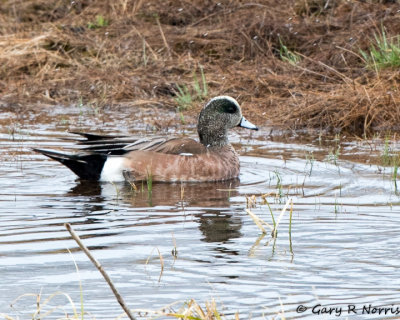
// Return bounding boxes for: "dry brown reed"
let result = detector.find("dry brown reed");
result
[1,0,399,135]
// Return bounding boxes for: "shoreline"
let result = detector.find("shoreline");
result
[1,0,399,135]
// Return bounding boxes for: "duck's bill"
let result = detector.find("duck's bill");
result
[238,116,258,130]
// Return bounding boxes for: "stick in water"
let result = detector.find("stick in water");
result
[64,223,136,320]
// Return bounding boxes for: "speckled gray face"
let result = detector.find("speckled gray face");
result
[197,96,257,147]
[203,96,242,128]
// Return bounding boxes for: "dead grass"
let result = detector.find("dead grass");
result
[0,0,399,135]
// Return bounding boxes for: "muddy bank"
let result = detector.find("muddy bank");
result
[0,0,399,135]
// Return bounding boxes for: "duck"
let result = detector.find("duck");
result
[33,96,258,182]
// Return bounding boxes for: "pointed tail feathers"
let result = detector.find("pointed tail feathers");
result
[68,131,126,141]
[33,148,107,180]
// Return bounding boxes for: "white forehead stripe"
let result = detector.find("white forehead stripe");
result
[205,96,240,109]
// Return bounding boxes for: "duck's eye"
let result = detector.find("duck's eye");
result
[223,103,238,114]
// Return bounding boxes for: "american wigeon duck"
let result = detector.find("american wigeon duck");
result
[34,96,258,182]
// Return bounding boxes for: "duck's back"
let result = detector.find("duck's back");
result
[150,138,207,155]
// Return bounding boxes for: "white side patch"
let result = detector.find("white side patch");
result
[100,157,126,182]
[179,153,193,156]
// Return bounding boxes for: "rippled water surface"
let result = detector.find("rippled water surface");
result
[1,106,400,319]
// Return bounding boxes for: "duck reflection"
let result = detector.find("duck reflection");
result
[69,179,239,207]
[198,209,242,243]
[67,179,243,245]
[122,179,239,208]
[68,180,103,198]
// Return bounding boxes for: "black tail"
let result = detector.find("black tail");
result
[68,131,126,141]
[33,148,107,180]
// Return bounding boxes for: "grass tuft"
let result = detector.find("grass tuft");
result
[168,299,228,320]
[392,155,399,194]
[360,29,400,70]
[279,38,301,65]
[88,15,109,29]
[146,171,153,194]
[175,66,208,111]
[273,170,285,201]
[381,134,392,166]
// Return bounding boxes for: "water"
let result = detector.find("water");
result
[1,106,400,319]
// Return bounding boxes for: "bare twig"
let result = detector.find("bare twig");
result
[64,223,136,320]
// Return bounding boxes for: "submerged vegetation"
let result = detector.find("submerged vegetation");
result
[7,293,234,320]
[379,136,400,193]
[0,0,399,135]
[246,196,293,240]
[3,223,240,320]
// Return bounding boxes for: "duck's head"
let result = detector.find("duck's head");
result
[197,96,258,147]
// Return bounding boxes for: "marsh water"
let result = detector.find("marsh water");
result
[1,105,400,319]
